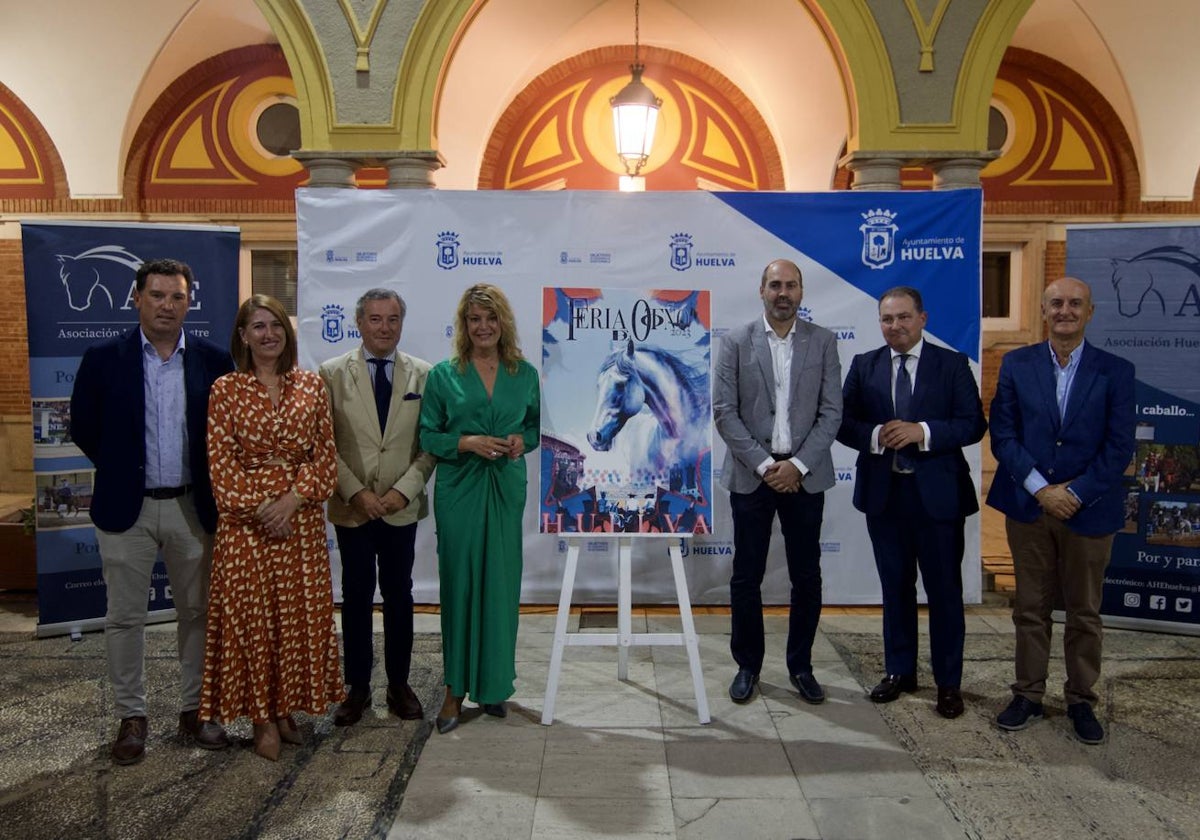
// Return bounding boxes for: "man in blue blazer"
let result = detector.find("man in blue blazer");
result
[987,276,1135,745]
[71,258,234,764]
[838,287,986,719]
[714,258,842,705]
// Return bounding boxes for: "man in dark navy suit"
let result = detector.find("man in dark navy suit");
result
[987,276,1135,745]
[838,286,986,719]
[71,258,234,764]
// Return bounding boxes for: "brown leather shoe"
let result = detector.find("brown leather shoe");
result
[253,721,280,761]
[936,686,965,719]
[386,684,423,720]
[111,716,147,765]
[332,689,371,726]
[178,710,231,750]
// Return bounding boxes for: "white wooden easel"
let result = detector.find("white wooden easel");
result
[541,535,711,725]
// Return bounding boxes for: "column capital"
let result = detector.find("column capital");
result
[840,152,906,191]
[290,153,358,188]
[927,153,999,189]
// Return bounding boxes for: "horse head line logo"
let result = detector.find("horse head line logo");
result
[57,245,142,312]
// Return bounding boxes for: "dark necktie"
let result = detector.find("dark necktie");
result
[368,357,391,435]
[894,353,914,470]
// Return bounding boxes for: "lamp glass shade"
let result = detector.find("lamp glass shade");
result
[610,67,661,175]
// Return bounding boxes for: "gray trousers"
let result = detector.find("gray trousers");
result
[96,494,211,719]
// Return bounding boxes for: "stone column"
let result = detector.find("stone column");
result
[291,153,358,188]
[841,152,905,190]
[929,154,997,189]
[380,151,445,189]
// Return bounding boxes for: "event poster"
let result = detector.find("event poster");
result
[22,222,240,637]
[540,287,712,535]
[1066,223,1200,633]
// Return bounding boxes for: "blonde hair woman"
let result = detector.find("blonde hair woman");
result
[419,284,540,733]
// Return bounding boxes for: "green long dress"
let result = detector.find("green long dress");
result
[419,357,540,703]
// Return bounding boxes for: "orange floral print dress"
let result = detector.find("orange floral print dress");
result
[200,369,344,724]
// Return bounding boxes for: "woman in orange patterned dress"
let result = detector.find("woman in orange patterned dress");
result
[200,294,344,760]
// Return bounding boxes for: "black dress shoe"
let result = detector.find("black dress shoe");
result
[333,689,371,727]
[869,674,919,703]
[482,702,507,718]
[935,686,964,719]
[789,672,825,704]
[729,668,759,704]
[178,709,231,749]
[435,715,459,734]
[386,684,424,720]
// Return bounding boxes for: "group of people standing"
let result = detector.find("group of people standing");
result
[71,254,1133,767]
[71,259,536,763]
[717,260,1133,747]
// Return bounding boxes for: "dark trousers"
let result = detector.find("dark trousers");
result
[865,473,966,688]
[334,520,418,692]
[729,482,825,676]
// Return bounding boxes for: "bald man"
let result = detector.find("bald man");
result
[987,277,1135,745]
[713,258,842,706]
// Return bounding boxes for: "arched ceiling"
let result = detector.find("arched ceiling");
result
[0,0,1195,200]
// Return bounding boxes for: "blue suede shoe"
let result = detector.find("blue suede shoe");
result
[1067,702,1104,744]
[996,695,1043,731]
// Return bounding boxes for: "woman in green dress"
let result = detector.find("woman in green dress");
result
[419,283,540,733]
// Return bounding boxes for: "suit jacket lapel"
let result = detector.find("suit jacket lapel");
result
[385,353,408,441]
[1033,342,1061,429]
[351,351,383,441]
[750,327,776,412]
[123,330,147,432]
[788,322,812,397]
[1061,341,1097,430]
[909,344,937,415]
[868,347,894,419]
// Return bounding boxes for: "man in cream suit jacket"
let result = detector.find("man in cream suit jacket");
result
[320,289,436,726]
[713,258,843,706]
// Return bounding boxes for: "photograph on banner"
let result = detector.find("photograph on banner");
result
[32,398,80,458]
[34,471,92,530]
[1066,223,1200,630]
[539,287,712,535]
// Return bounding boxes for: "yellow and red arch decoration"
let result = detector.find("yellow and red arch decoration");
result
[480,46,783,192]
[853,48,1138,210]
[0,82,63,202]
[126,45,307,208]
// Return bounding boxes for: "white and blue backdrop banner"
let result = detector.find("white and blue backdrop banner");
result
[297,189,983,606]
[22,221,240,637]
[1066,223,1200,634]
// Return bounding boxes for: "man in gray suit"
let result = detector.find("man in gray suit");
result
[714,258,843,704]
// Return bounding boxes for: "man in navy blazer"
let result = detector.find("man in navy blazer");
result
[838,287,986,719]
[987,276,1135,745]
[71,258,234,764]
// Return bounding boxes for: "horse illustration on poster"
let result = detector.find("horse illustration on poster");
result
[587,339,709,489]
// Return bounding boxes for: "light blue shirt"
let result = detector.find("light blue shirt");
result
[141,329,190,489]
[1023,340,1085,498]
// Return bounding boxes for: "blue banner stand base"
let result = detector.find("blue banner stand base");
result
[541,536,710,725]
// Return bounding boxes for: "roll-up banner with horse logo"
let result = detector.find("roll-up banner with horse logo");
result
[1067,223,1200,634]
[540,288,712,535]
[21,221,240,637]
[297,189,983,607]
